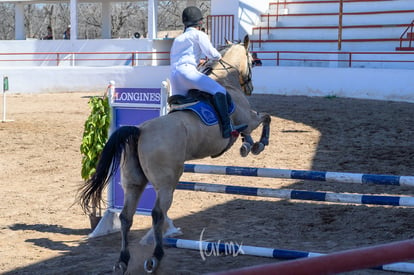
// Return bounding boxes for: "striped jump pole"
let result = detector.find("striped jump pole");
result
[184,164,414,187]
[165,238,414,274]
[177,181,414,207]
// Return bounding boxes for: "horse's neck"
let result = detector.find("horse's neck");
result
[211,65,240,91]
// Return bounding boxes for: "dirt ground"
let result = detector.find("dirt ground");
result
[1,91,414,275]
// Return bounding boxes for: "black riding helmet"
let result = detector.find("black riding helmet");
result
[182,6,203,28]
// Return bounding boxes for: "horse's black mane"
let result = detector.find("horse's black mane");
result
[217,44,232,55]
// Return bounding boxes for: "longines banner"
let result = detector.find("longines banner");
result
[112,87,161,105]
[110,87,161,214]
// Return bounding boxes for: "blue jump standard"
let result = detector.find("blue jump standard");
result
[184,164,414,187]
[176,181,414,207]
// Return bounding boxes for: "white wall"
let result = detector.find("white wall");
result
[2,65,414,104]
[0,38,173,66]
[1,66,170,93]
[252,66,414,103]
[211,0,271,40]
[238,0,271,38]
[1,0,413,103]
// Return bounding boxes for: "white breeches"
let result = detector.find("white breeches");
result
[170,64,226,96]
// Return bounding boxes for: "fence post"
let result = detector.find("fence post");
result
[276,52,280,66]
[338,0,343,50]
[2,75,12,122]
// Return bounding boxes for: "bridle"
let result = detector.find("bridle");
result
[209,45,254,96]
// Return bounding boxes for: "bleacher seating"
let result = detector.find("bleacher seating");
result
[249,0,414,68]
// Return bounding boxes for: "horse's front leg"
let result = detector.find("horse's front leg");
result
[251,113,271,155]
[239,112,271,157]
[240,133,254,157]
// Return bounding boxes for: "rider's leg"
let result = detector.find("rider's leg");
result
[212,92,247,138]
[172,65,246,138]
[212,92,232,138]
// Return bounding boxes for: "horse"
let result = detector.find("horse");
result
[77,35,271,273]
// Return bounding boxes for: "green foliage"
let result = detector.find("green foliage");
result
[80,96,111,180]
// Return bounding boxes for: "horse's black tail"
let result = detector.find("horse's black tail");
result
[78,126,140,214]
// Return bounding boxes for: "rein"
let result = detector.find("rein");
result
[220,58,253,96]
[207,47,253,96]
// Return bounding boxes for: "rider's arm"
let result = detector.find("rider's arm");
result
[198,31,222,61]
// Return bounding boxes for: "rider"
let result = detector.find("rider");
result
[170,6,243,139]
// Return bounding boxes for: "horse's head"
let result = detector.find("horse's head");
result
[205,35,254,96]
[221,35,254,96]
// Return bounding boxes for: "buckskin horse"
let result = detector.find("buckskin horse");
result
[78,35,271,273]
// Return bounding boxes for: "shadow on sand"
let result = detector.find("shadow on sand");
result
[6,95,414,274]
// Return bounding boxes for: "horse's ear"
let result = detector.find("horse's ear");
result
[225,38,233,45]
[243,35,250,50]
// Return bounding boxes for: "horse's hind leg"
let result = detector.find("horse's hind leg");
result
[115,184,145,273]
[144,186,174,273]
[239,112,271,157]
[114,150,147,273]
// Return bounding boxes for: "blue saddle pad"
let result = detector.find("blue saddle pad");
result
[173,101,235,126]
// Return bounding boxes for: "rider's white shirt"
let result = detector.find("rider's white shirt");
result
[170,27,222,68]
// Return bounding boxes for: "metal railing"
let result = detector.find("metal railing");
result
[1,50,414,69]
[0,51,171,67]
[206,14,234,47]
[252,50,414,69]
[260,0,414,51]
[399,20,414,49]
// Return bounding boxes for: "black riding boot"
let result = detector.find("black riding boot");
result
[213,92,247,138]
[212,93,232,138]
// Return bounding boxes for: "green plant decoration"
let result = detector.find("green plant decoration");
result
[80,96,111,181]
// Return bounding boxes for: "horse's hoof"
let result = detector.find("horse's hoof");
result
[144,257,159,273]
[252,142,265,155]
[240,142,251,157]
[113,261,127,274]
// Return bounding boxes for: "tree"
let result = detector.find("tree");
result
[0,0,211,40]
[0,3,14,40]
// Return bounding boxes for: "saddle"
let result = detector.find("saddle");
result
[168,90,235,126]
[168,89,231,109]
[168,89,240,158]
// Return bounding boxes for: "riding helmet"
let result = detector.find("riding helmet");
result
[182,6,203,27]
